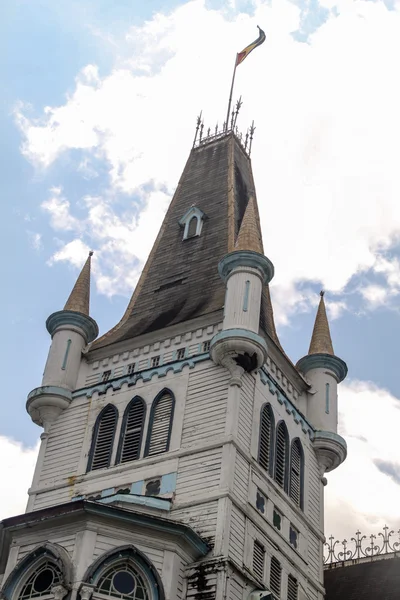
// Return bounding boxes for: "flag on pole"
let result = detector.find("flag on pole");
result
[236,26,266,67]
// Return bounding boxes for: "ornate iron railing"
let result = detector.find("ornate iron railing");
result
[192,97,256,157]
[324,526,400,564]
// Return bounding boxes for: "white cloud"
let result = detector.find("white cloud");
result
[325,380,400,543]
[0,437,38,520]
[27,231,43,251]
[14,0,400,323]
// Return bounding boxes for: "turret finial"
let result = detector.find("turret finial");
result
[63,252,93,316]
[308,290,334,355]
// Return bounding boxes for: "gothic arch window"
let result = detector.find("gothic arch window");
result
[116,397,146,464]
[274,421,289,492]
[144,390,175,457]
[289,439,304,509]
[258,403,275,476]
[178,207,205,240]
[2,544,71,600]
[87,404,118,472]
[82,546,165,600]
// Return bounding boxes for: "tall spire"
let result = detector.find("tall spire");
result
[64,251,93,316]
[235,196,263,253]
[308,291,334,356]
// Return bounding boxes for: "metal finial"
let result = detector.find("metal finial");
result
[215,123,218,135]
[249,120,256,156]
[89,251,94,257]
[193,111,202,147]
[320,290,325,297]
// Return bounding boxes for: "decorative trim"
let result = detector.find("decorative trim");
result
[210,328,268,371]
[61,339,72,371]
[274,420,290,493]
[258,403,275,477]
[289,438,305,510]
[144,388,175,457]
[325,382,330,414]
[218,250,274,284]
[115,396,146,465]
[296,353,348,383]
[178,206,205,240]
[259,368,314,439]
[46,310,99,343]
[73,354,209,399]
[27,386,72,402]
[313,430,347,472]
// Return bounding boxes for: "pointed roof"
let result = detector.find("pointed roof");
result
[64,252,93,316]
[308,291,334,355]
[91,133,281,350]
[235,196,264,253]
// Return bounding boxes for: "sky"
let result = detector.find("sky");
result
[2,0,400,551]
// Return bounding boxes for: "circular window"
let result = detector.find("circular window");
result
[33,569,54,594]
[112,572,136,595]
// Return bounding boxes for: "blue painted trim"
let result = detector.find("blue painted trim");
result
[27,385,72,402]
[73,354,209,399]
[218,250,274,284]
[87,404,118,472]
[115,396,146,465]
[259,367,314,439]
[130,481,144,495]
[98,493,171,511]
[289,438,305,510]
[314,430,347,449]
[296,353,348,383]
[210,328,268,352]
[325,383,330,414]
[243,280,250,312]
[61,339,72,370]
[144,388,175,457]
[258,403,275,477]
[101,488,115,498]
[160,472,177,494]
[46,310,99,343]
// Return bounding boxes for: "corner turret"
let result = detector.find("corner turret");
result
[27,252,98,430]
[297,291,347,472]
[210,197,274,383]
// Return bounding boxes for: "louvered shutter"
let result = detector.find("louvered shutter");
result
[290,440,303,507]
[120,398,145,463]
[270,556,282,598]
[275,422,288,489]
[146,392,174,456]
[259,404,274,473]
[253,540,265,580]
[287,575,298,600]
[90,405,117,471]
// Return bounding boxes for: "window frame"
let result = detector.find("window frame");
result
[274,420,290,492]
[258,403,275,477]
[144,389,175,458]
[87,404,118,472]
[289,438,304,509]
[115,396,146,465]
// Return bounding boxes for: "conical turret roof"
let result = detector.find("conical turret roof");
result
[235,196,264,254]
[308,291,334,355]
[64,252,93,316]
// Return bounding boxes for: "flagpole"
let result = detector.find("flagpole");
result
[225,55,238,132]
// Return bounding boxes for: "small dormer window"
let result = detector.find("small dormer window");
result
[179,206,205,240]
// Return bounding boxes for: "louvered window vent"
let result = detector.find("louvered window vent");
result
[102,370,111,382]
[270,556,282,598]
[89,405,117,471]
[289,440,303,508]
[176,348,186,360]
[275,422,288,489]
[118,398,145,464]
[145,392,174,457]
[287,575,298,600]
[259,403,274,474]
[253,540,265,581]
[151,355,160,368]
[127,363,135,375]
[202,340,210,352]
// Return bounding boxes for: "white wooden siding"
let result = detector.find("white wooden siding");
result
[228,504,245,567]
[172,501,219,545]
[175,448,222,501]
[229,577,244,600]
[237,373,255,451]
[233,452,250,505]
[307,534,321,580]
[307,449,321,529]
[181,365,229,447]
[16,529,78,561]
[93,532,164,575]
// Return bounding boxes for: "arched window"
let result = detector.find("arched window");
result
[83,546,165,600]
[116,397,146,464]
[19,562,62,600]
[258,403,275,476]
[269,556,282,598]
[187,216,198,238]
[289,439,304,509]
[274,421,289,491]
[144,390,175,457]
[87,404,118,471]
